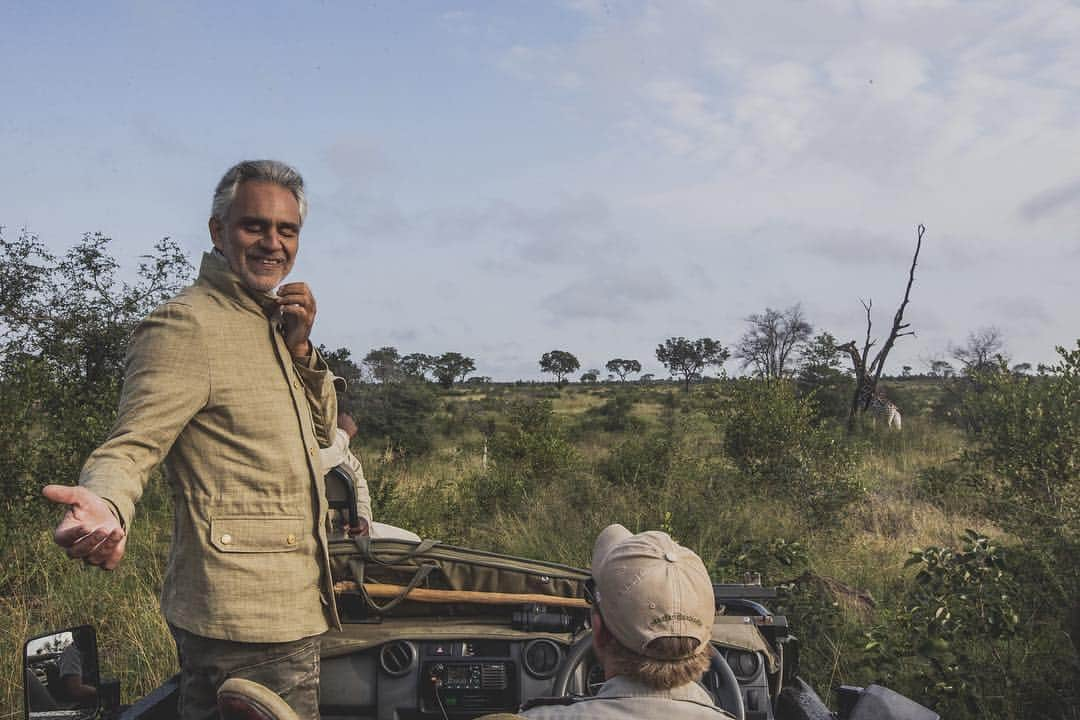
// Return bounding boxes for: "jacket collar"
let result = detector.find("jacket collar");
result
[196,250,279,316]
[597,675,717,706]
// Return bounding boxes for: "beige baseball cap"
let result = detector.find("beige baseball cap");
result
[590,524,715,658]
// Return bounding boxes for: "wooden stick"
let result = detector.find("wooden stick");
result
[334,581,589,609]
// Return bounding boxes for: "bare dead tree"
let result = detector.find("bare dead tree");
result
[839,224,925,432]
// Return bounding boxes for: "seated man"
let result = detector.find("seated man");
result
[319,412,419,541]
[54,636,97,708]
[520,524,732,719]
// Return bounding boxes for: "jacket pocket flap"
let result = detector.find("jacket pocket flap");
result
[210,515,304,553]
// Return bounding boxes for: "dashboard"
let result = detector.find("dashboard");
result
[319,634,776,720]
[321,636,574,720]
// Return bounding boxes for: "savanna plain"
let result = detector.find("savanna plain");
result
[1,232,1078,719]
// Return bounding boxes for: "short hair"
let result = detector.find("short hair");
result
[211,160,308,225]
[601,634,712,689]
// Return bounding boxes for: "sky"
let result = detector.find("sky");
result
[2,1,1078,381]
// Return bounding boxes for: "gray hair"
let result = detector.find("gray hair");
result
[211,160,308,225]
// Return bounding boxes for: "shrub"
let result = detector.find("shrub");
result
[581,390,643,433]
[865,531,1021,717]
[723,379,863,522]
[461,399,580,515]
[714,536,809,582]
[724,380,814,479]
[598,430,673,489]
[957,344,1080,543]
[0,231,191,537]
[351,381,440,456]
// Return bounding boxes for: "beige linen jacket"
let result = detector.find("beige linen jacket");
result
[79,251,339,642]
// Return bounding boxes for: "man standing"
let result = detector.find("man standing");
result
[519,524,733,720]
[43,160,338,719]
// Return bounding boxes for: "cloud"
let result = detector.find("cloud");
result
[319,139,410,242]
[428,194,636,267]
[982,295,1052,325]
[541,264,674,322]
[1018,176,1080,221]
[793,225,915,267]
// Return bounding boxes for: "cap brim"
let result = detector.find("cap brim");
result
[591,524,633,570]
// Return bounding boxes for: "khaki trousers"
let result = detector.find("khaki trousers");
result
[170,624,321,720]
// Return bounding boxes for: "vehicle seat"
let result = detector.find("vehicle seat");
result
[217,678,298,720]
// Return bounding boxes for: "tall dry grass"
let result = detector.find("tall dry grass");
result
[1,499,177,714]
[1,380,1028,716]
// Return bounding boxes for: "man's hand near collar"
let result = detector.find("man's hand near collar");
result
[276,281,317,360]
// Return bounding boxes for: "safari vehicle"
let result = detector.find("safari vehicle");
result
[24,475,939,720]
[24,543,938,720]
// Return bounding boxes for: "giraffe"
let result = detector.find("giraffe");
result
[838,340,903,431]
[864,386,902,430]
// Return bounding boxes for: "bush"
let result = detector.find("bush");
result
[723,379,863,522]
[714,536,809,582]
[957,345,1080,543]
[914,462,988,514]
[724,380,814,479]
[488,399,576,479]
[351,381,440,456]
[580,390,643,433]
[459,399,580,515]
[898,341,1080,718]
[0,231,191,538]
[597,429,673,489]
[797,368,854,422]
[865,531,1022,717]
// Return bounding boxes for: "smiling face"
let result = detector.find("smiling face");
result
[209,180,301,293]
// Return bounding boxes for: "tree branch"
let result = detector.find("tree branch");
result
[870,224,925,388]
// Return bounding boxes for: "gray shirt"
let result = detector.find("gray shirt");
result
[520,675,734,720]
[58,644,82,680]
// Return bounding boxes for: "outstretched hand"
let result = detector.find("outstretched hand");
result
[42,485,127,570]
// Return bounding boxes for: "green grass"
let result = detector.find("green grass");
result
[1,378,1067,717]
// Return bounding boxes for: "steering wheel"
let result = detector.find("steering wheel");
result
[552,631,746,720]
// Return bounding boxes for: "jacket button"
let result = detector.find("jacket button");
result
[308,447,315,456]
[286,534,297,545]
[220,533,233,545]
[293,380,302,389]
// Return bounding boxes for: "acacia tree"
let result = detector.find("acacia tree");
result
[952,327,1007,372]
[605,358,642,382]
[540,350,579,385]
[363,346,402,383]
[655,337,729,392]
[432,352,476,388]
[319,345,364,388]
[838,224,926,432]
[401,352,435,381]
[927,358,954,378]
[735,304,813,379]
[581,369,600,383]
